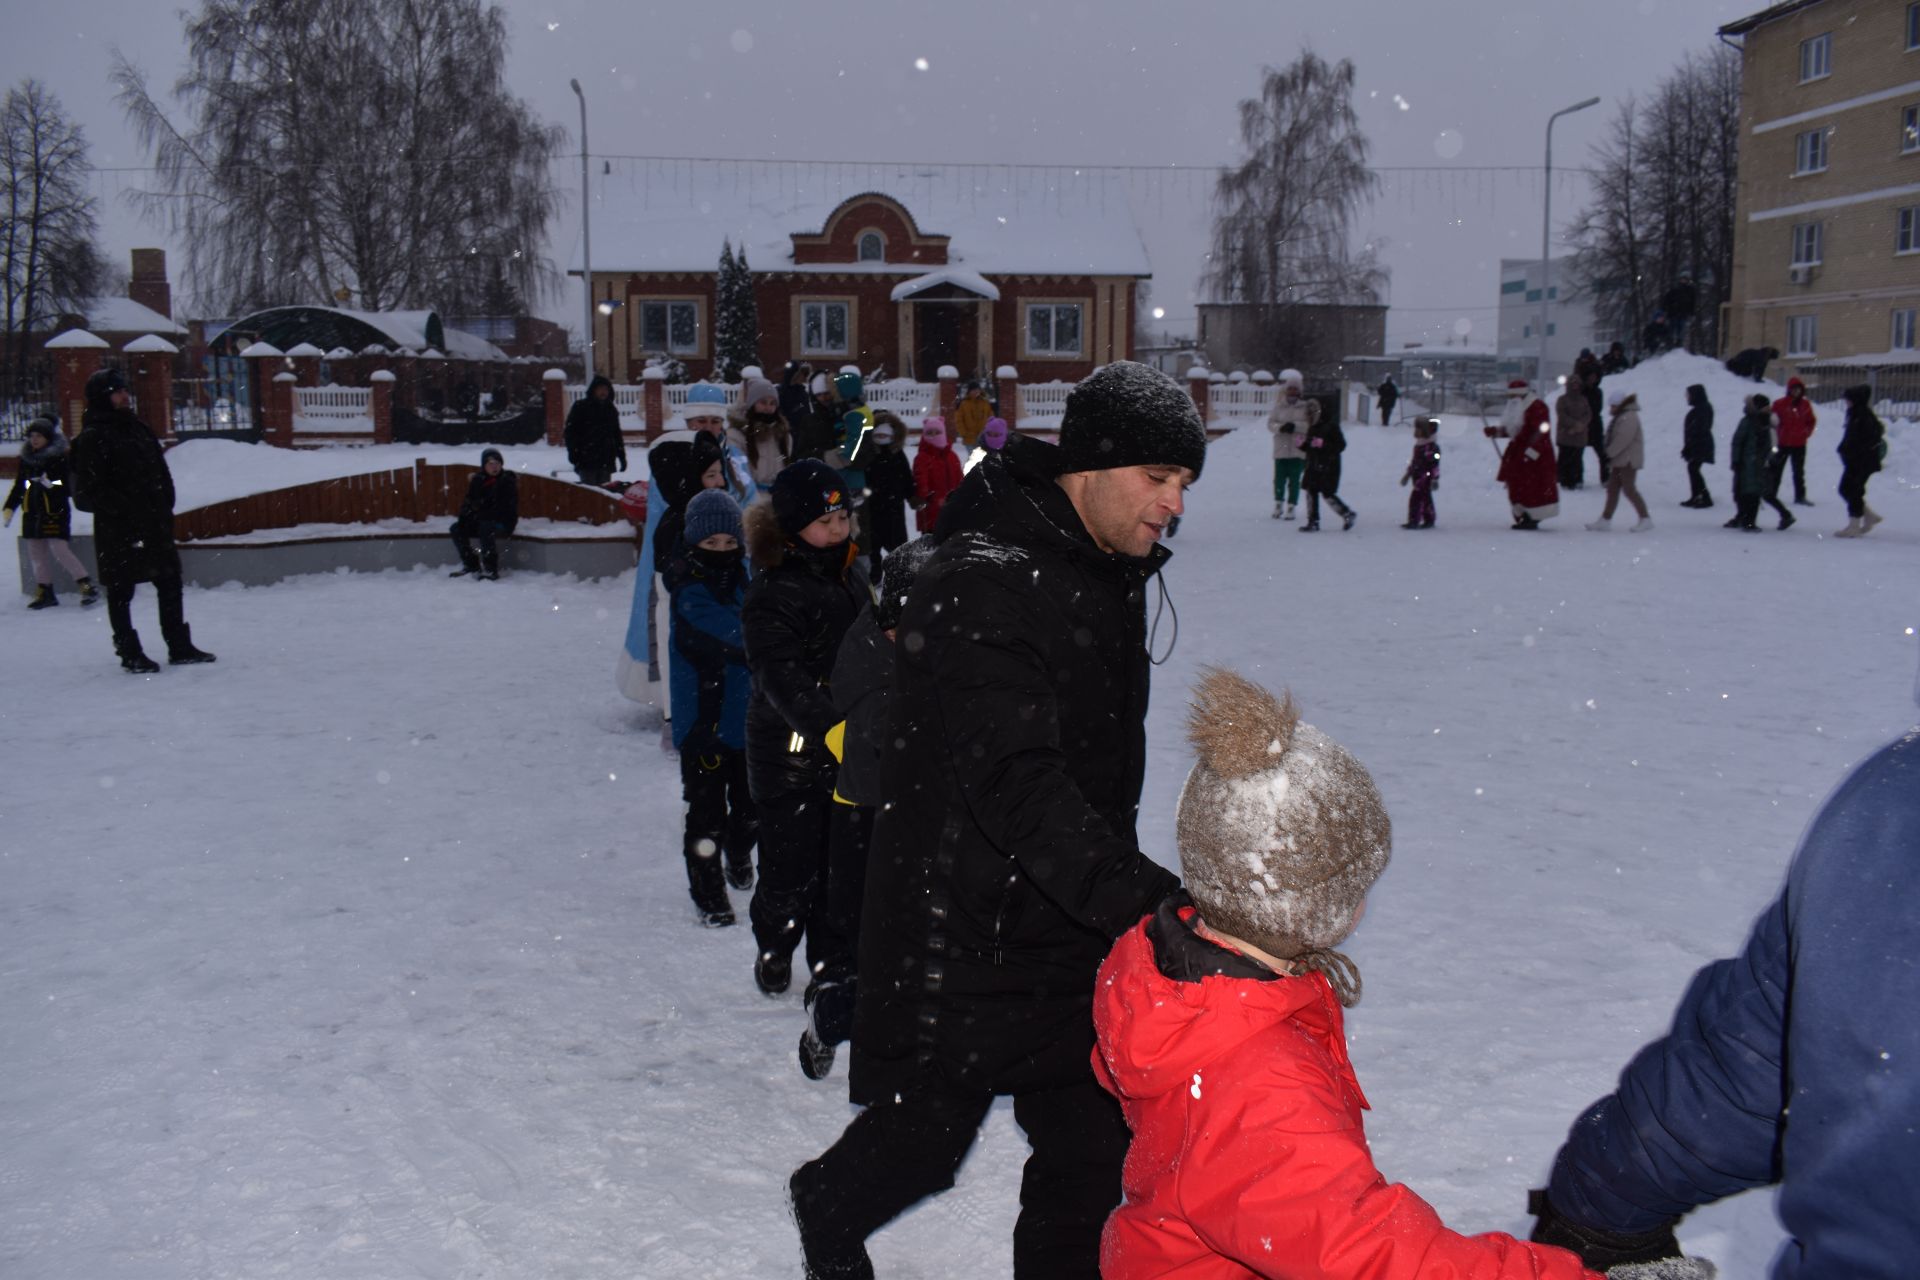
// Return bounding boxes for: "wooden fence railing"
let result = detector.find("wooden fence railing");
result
[173,459,628,542]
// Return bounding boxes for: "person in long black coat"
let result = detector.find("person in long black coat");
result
[69,368,214,671]
[1300,406,1354,530]
[1834,384,1886,537]
[741,459,871,997]
[448,448,519,579]
[859,413,915,574]
[562,375,626,485]
[1680,383,1715,508]
[791,362,1202,1280]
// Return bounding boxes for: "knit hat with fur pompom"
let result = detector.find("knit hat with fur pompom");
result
[1175,667,1391,1006]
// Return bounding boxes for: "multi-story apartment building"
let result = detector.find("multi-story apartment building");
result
[1720,0,1920,372]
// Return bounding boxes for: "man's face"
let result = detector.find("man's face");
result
[1064,464,1192,558]
[110,388,131,410]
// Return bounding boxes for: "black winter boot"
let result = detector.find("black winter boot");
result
[117,636,161,674]
[790,1171,876,1280]
[686,851,735,927]
[26,585,56,610]
[755,949,792,996]
[167,626,218,666]
[76,576,100,606]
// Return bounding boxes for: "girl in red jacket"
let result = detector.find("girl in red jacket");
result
[911,415,962,534]
[1092,668,1622,1280]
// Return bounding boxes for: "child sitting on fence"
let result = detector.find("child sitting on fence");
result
[449,448,518,579]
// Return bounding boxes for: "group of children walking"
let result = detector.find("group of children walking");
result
[1261,370,1890,538]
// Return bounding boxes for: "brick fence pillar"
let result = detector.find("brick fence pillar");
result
[995,364,1020,429]
[268,371,297,447]
[1187,366,1213,427]
[286,342,324,387]
[937,364,959,424]
[642,366,667,443]
[46,329,109,431]
[125,335,180,442]
[370,369,396,445]
[543,368,567,446]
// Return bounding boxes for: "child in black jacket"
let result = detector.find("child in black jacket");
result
[1680,384,1715,508]
[798,535,938,1080]
[450,448,518,578]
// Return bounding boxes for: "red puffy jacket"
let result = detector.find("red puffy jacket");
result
[1772,379,1818,448]
[911,440,962,533]
[1092,908,1602,1280]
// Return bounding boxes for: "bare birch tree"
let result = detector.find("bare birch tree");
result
[113,0,566,317]
[1203,52,1385,372]
[1,80,101,398]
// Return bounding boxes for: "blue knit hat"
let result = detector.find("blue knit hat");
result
[683,488,744,546]
[684,382,729,419]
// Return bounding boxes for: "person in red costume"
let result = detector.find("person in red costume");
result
[1094,668,1712,1280]
[910,415,963,534]
[1769,376,1817,507]
[1488,379,1559,530]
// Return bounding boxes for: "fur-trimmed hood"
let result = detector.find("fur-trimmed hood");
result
[744,499,788,571]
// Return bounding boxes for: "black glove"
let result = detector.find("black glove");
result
[1528,1189,1682,1270]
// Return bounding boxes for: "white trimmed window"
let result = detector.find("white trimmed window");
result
[1795,128,1830,174]
[1905,105,1920,154]
[639,300,700,355]
[1786,314,1818,357]
[1893,308,1917,350]
[857,231,885,262]
[1799,33,1832,83]
[1791,222,1823,265]
[1025,303,1084,356]
[1901,206,1920,254]
[799,301,851,355]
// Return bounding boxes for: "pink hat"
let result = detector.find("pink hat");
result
[982,417,1009,449]
[920,416,948,448]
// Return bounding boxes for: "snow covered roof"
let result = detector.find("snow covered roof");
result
[83,296,185,336]
[576,162,1150,278]
[222,306,509,361]
[891,268,1001,302]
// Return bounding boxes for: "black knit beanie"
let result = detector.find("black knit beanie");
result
[771,458,850,538]
[1057,361,1207,480]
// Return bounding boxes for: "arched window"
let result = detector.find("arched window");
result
[858,231,885,262]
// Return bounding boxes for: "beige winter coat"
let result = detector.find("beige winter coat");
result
[1267,395,1318,461]
[1605,400,1645,470]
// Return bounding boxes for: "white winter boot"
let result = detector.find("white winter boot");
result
[1863,505,1884,531]
[1835,517,1864,538]
[1585,517,1612,531]
[1272,501,1285,519]
[1630,516,1654,532]
[1283,502,1297,521]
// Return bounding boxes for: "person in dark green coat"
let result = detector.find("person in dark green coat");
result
[1726,393,1791,532]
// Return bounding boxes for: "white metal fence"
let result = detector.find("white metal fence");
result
[865,379,939,421]
[292,385,374,434]
[564,383,646,428]
[1015,380,1075,426]
[1209,383,1279,419]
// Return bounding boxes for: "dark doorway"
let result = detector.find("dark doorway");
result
[913,303,963,381]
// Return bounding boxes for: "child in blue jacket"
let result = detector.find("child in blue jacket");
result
[668,488,758,926]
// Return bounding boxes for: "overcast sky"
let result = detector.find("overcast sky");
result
[4,0,1759,352]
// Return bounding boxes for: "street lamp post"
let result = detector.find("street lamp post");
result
[570,78,594,378]
[1541,96,1600,391]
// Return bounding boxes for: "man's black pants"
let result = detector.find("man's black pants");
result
[106,568,188,654]
[791,1074,1131,1279]
[749,785,833,971]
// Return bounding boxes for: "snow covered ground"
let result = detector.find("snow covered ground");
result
[5,352,1917,1279]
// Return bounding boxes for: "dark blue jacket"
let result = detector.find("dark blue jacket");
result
[668,551,750,752]
[1546,727,1920,1278]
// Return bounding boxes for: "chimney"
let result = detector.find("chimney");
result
[129,248,172,322]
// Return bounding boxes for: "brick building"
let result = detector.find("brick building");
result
[574,171,1149,383]
[1719,0,1920,369]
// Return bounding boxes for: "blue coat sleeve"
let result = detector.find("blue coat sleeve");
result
[674,582,746,666]
[1548,732,1920,1276]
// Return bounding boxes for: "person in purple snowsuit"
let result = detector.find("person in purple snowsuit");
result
[1399,417,1441,529]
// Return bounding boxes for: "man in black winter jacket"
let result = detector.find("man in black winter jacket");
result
[563,375,626,485]
[69,367,215,672]
[791,361,1203,1280]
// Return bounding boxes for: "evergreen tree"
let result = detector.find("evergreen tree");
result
[713,239,759,382]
